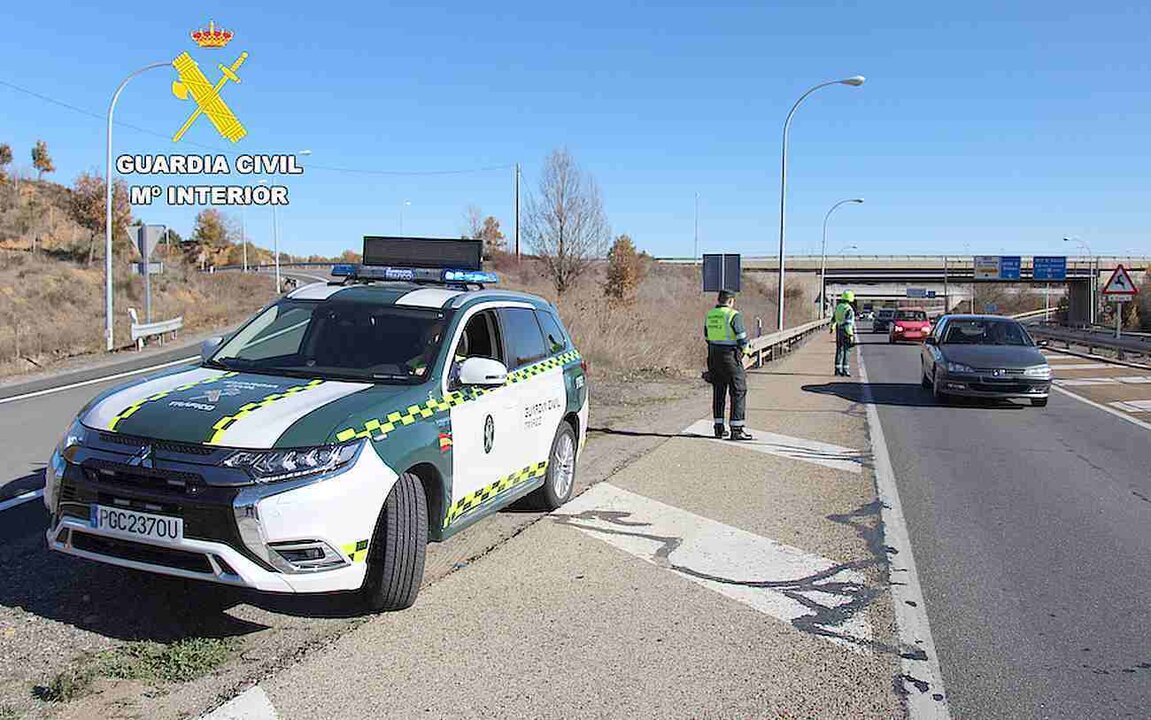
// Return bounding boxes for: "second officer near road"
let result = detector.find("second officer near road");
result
[705,290,753,441]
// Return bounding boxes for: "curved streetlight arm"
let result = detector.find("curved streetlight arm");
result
[819,198,864,318]
[776,77,865,330]
[105,61,170,351]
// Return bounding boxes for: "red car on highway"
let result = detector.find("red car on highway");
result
[890,309,932,343]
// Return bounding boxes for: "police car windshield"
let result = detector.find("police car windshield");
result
[206,299,446,383]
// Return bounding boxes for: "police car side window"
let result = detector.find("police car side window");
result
[536,311,569,355]
[457,311,503,363]
[500,308,548,369]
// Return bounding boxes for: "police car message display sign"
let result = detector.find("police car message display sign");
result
[363,236,483,271]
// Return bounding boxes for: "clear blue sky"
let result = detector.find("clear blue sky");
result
[2,1,1149,259]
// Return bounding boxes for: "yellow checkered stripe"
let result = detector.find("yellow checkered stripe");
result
[334,351,582,444]
[443,461,549,529]
[340,539,370,563]
[207,379,325,445]
[505,350,581,384]
[107,372,239,431]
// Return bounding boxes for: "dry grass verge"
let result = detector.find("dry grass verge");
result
[0,250,276,379]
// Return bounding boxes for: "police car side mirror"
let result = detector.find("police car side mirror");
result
[458,357,508,387]
[201,336,223,363]
[923,336,937,346]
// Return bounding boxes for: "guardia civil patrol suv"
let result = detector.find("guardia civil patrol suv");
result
[45,237,588,611]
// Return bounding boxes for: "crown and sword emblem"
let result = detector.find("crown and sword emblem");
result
[170,20,248,143]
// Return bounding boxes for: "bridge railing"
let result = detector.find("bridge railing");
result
[743,318,830,370]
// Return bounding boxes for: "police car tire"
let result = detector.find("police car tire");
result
[525,421,577,511]
[361,471,427,612]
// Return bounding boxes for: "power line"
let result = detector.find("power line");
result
[0,77,514,176]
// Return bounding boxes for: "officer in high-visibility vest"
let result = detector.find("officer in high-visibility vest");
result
[832,290,857,376]
[705,289,753,441]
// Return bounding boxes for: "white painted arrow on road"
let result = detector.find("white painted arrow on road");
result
[554,483,873,650]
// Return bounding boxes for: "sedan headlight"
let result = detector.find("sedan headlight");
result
[1024,365,1052,379]
[222,440,362,483]
[946,361,975,374]
[46,418,85,511]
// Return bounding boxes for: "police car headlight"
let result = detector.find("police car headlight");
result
[946,361,975,374]
[1024,365,1052,379]
[222,440,363,483]
[46,418,85,511]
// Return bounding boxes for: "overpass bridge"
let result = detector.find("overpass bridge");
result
[663,255,1150,321]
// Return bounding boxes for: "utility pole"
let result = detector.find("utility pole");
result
[514,163,521,261]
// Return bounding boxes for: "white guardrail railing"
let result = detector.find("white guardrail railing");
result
[743,318,831,369]
[128,309,183,350]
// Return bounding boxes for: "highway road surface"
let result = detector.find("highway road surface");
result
[853,330,1151,718]
[2,315,1149,719]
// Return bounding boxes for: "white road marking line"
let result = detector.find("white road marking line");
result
[1054,375,1151,387]
[1050,363,1114,370]
[0,488,44,513]
[682,419,863,474]
[1052,387,1151,432]
[200,685,279,720]
[0,356,198,407]
[554,483,872,648]
[1110,400,1151,413]
[857,352,952,719]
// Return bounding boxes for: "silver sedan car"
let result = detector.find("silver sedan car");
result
[920,315,1052,407]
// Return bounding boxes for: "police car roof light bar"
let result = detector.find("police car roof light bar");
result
[329,264,499,288]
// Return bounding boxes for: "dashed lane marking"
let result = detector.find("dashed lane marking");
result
[682,419,864,474]
[0,489,43,513]
[200,685,278,720]
[1052,387,1151,432]
[0,356,198,406]
[1049,363,1114,371]
[857,351,952,718]
[1055,376,1151,386]
[554,483,873,649]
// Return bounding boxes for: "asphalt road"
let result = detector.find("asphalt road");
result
[854,330,1151,718]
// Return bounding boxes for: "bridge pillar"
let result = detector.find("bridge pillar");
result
[1066,279,1091,325]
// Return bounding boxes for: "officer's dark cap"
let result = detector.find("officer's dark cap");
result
[717,289,737,303]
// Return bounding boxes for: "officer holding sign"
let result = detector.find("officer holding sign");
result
[705,290,753,441]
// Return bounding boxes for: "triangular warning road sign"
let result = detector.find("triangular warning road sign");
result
[1102,264,1138,296]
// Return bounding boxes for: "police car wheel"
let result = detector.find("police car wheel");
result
[526,421,577,511]
[361,471,427,612]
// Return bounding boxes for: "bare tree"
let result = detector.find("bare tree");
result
[526,148,610,294]
[462,204,483,239]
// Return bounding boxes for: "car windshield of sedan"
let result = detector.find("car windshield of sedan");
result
[207,299,447,383]
[897,310,928,321]
[941,319,1031,346]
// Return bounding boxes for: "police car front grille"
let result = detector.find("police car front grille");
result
[83,460,202,494]
[98,433,215,456]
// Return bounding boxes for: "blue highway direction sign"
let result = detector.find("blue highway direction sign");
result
[1033,256,1068,281]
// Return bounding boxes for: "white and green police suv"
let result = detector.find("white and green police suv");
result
[44,238,588,611]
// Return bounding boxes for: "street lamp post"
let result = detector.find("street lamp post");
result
[104,61,169,351]
[819,198,863,318]
[693,192,700,263]
[775,75,865,331]
[1064,237,1094,324]
[259,149,310,294]
[400,200,411,234]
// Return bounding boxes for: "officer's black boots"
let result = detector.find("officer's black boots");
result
[729,427,753,441]
[713,423,726,439]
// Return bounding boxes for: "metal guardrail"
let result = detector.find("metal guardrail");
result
[129,315,183,350]
[1028,324,1151,364]
[743,318,831,369]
